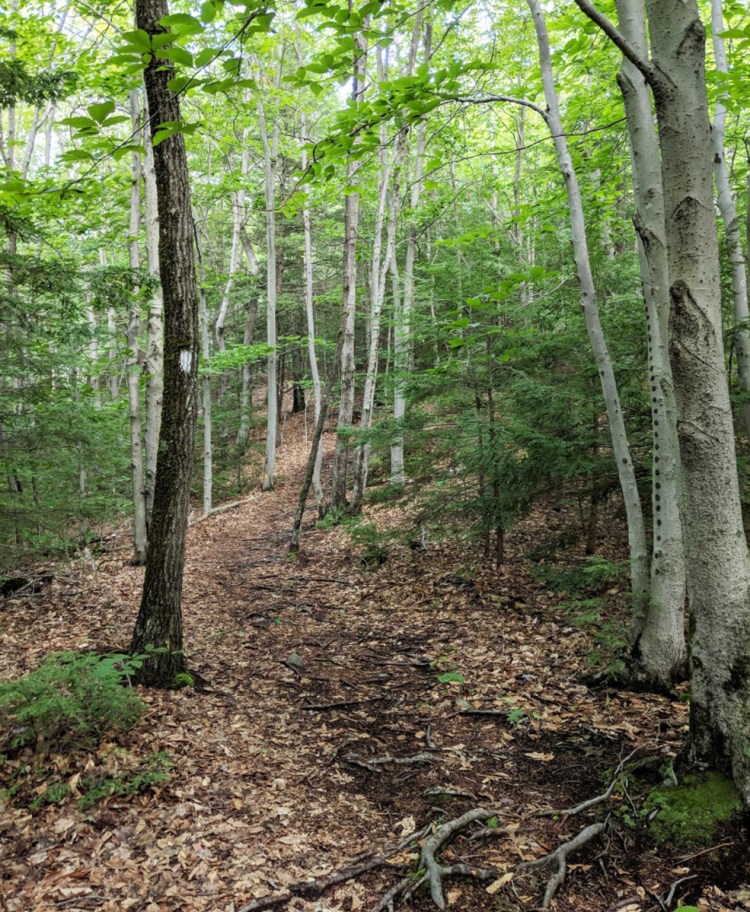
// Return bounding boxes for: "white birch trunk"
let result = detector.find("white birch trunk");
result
[615,0,686,687]
[711,0,750,438]
[126,89,147,565]
[527,0,650,610]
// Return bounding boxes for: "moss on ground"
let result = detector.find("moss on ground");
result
[644,771,743,848]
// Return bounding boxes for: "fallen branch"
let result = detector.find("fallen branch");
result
[519,820,606,909]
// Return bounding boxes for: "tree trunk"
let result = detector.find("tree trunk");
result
[258,91,278,491]
[331,29,368,509]
[390,14,429,485]
[527,0,650,614]
[300,110,324,508]
[126,89,147,566]
[193,210,212,517]
[615,0,686,688]
[130,0,199,688]
[143,113,164,531]
[711,0,750,439]
[644,0,750,799]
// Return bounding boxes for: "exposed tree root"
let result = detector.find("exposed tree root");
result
[345,752,436,772]
[519,820,607,909]
[369,808,500,912]
[237,826,430,912]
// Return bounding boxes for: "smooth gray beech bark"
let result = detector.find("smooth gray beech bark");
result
[391,15,430,486]
[575,0,750,802]
[193,210,212,516]
[646,0,750,800]
[331,29,368,509]
[615,0,686,688]
[711,0,750,438]
[300,112,324,509]
[258,90,278,491]
[126,89,147,565]
[527,0,650,613]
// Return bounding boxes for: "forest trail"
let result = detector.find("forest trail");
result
[1,412,748,912]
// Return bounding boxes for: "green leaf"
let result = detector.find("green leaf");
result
[194,47,219,66]
[60,149,94,162]
[437,671,465,684]
[159,13,203,34]
[156,47,194,67]
[87,101,115,123]
[122,29,151,51]
[59,116,98,130]
[200,2,217,23]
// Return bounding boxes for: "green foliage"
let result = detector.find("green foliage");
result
[644,772,743,849]
[75,751,172,809]
[0,651,146,754]
[173,672,195,689]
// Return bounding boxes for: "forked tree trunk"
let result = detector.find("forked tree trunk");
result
[527,0,650,614]
[615,0,686,688]
[711,0,750,439]
[130,0,199,687]
[126,89,148,565]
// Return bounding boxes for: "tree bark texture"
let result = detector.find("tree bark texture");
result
[130,0,199,687]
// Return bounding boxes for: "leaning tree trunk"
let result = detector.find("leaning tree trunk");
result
[615,0,686,688]
[126,89,148,565]
[527,0,650,614]
[711,0,750,439]
[130,0,199,687]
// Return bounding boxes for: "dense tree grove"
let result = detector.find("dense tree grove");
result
[3,0,750,810]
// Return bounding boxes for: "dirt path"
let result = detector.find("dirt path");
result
[1,413,748,911]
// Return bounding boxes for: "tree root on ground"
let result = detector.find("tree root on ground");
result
[369,808,500,912]
[519,820,607,909]
[237,825,431,912]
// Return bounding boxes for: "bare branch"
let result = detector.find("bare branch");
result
[572,0,657,86]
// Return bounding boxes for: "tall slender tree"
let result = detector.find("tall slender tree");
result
[130,0,199,687]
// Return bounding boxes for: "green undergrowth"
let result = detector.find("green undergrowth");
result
[0,650,172,811]
[643,771,743,849]
[1,749,172,810]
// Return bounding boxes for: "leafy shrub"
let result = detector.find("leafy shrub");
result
[0,651,146,754]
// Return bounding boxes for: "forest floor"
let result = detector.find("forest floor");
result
[2,410,750,912]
